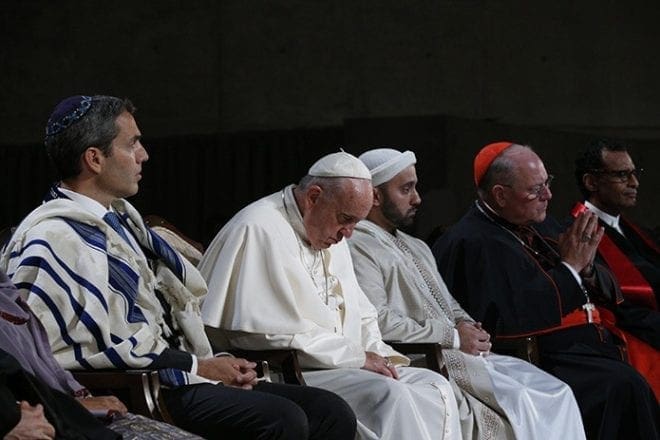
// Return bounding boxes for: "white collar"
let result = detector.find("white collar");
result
[57,187,110,219]
[584,200,623,234]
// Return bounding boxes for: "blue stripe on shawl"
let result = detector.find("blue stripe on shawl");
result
[159,368,188,387]
[105,348,130,369]
[107,335,157,361]
[10,239,109,312]
[61,218,146,324]
[16,256,109,353]
[14,280,83,355]
[12,241,152,370]
[125,336,158,361]
[62,219,106,252]
[107,254,146,324]
[146,228,185,280]
[15,281,94,369]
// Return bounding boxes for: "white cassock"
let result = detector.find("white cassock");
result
[199,185,462,440]
[348,220,587,440]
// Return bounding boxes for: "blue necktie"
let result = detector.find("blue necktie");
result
[103,211,135,250]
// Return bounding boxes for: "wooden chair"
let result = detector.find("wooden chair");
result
[492,336,540,365]
[72,369,174,423]
[231,349,306,385]
[385,341,448,377]
[144,214,205,265]
[0,226,16,250]
[144,215,204,253]
[206,326,306,385]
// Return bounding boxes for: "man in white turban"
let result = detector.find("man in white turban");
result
[200,151,463,440]
[348,147,587,440]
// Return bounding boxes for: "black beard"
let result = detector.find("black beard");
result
[381,196,415,229]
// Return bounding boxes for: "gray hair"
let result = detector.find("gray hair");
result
[298,175,354,195]
[477,144,532,199]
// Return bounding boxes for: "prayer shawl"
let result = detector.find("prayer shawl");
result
[1,191,212,386]
[350,220,586,440]
[200,186,464,440]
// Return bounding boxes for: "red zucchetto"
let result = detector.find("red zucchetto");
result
[473,141,514,186]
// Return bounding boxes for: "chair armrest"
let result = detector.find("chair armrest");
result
[385,342,447,377]
[230,349,306,385]
[71,369,172,422]
[493,336,540,365]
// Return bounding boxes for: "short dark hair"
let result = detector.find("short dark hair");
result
[44,96,135,180]
[574,139,628,198]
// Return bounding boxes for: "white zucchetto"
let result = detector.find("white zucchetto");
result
[358,148,417,186]
[308,152,372,180]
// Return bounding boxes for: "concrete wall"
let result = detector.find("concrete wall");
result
[3,1,660,141]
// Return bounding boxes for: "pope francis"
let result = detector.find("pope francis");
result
[199,152,462,440]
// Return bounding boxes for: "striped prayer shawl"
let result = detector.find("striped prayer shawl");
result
[1,191,212,386]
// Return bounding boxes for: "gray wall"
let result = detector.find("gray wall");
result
[2,1,659,237]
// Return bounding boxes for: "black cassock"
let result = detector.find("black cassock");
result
[432,203,658,440]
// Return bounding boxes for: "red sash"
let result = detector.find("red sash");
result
[560,306,600,328]
[500,306,602,338]
[598,233,656,310]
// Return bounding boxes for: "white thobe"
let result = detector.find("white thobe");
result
[348,220,587,440]
[199,185,461,439]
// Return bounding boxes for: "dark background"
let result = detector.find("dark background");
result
[2,1,659,245]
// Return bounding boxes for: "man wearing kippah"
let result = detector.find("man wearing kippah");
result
[432,142,658,439]
[0,95,357,439]
[349,147,585,439]
[199,152,462,440]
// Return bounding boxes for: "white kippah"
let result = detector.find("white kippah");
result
[308,151,372,180]
[358,148,417,186]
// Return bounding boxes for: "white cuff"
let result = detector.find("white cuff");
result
[214,351,234,358]
[561,261,583,285]
[190,354,198,375]
[452,328,460,349]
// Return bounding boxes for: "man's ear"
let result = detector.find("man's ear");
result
[583,174,598,193]
[306,185,323,205]
[81,147,104,174]
[372,187,383,207]
[491,185,507,208]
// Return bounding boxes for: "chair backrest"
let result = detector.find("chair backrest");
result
[384,341,448,377]
[72,369,174,423]
[0,226,16,251]
[144,215,205,265]
[492,336,540,365]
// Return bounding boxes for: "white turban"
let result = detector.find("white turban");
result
[358,148,417,186]
[308,151,372,180]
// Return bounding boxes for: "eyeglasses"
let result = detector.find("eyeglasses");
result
[501,175,554,200]
[591,168,643,183]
